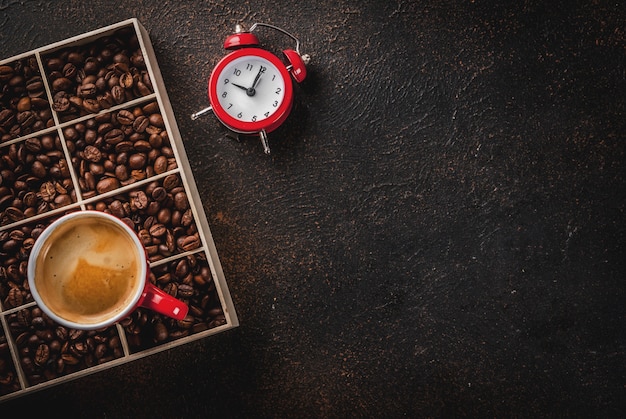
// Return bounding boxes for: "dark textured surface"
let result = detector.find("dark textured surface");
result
[1,0,625,417]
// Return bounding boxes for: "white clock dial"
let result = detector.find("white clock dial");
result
[216,56,286,123]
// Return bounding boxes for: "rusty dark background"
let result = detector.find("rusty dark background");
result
[1,0,625,417]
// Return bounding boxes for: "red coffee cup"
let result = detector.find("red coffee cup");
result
[28,211,188,330]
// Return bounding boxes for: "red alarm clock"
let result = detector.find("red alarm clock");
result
[192,23,310,154]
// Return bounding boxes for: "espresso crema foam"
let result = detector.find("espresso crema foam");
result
[35,217,142,324]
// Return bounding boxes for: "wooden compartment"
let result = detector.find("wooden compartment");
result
[0,19,238,402]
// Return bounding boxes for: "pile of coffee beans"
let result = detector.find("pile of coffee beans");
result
[66,100,177,200]
[0,134,76,226]
[0,220,51,308]
[85,173,199,262]
[7,306,123,385]
[43,27,153,122]
[0,331,20,396]
[122,252,226,352]
[0,56,54,142]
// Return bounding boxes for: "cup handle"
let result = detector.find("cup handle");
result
[137,283,189,320]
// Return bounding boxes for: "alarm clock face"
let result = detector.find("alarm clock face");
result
[209,48,293,134]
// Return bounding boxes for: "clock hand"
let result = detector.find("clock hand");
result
[251,67,264,90]
[233,81,256,97]
[232,82,256,97]
[231,82,248,91]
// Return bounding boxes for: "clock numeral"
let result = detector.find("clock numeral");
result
[264,112,270,117]
[222,91,227,98]
[272,75,276,81]
[252,115,257,122]
[237,112,243,118]
[246,63,253,71]
[224,78,229,84]
[275,88,282,95]
[272,101,278,107]
[228,103,233,109]
[233,68,241,76]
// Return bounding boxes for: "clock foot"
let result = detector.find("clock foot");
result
[259,130,271,154]
[191,105,213,120]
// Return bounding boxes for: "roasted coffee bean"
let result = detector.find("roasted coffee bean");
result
[111,85,125,103]
[26,76,45,94]
[52,77,72,92]
[154,155,168,174]
[177,284,194,298]
[173,191,189,210]
[83,145,102,162]
[175,259,189,278]
[128,153,146,169]
[31,317,46,330]
[62,62,77,78]
[153,322,168,342]
[151,186,167,202]
[17,97,31,112]
[180,234,200,252]
[71,342,88,356]
[54,327,68,342]
[149,223,167,238]
[133,140,151,152]
[24,137,42,152]
[116,109,135,125]
[17,110,36,127]
[96,177,119,194]
[34,344,50,366]
[82,98,101,113]
[162,174,179,190]
[0,65,15,81]
[84,59,100,75]
[149,113,164,128]
[4,287,23,308]
[61,354,80,365]
[163,282,178,297]
[94,343,107,359]
[77,83,97,98]
[52,92,71,113]
[68,329,84,342]
[133,115,149,132]
[0,109,16,128]
[119,72,134,89]
[129,190,149,209]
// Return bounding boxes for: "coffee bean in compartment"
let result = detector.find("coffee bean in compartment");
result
[0,133,76,226]
[66,101,177,200]
[0,57,54,142]
[6,306,123,386]
[0,215,78,309]
[122,251,226,353]
[42,27,153,123]
[85,173,199,262]
[0,328,20,396]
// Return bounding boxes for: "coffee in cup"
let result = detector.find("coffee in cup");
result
[28,211,188,330]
